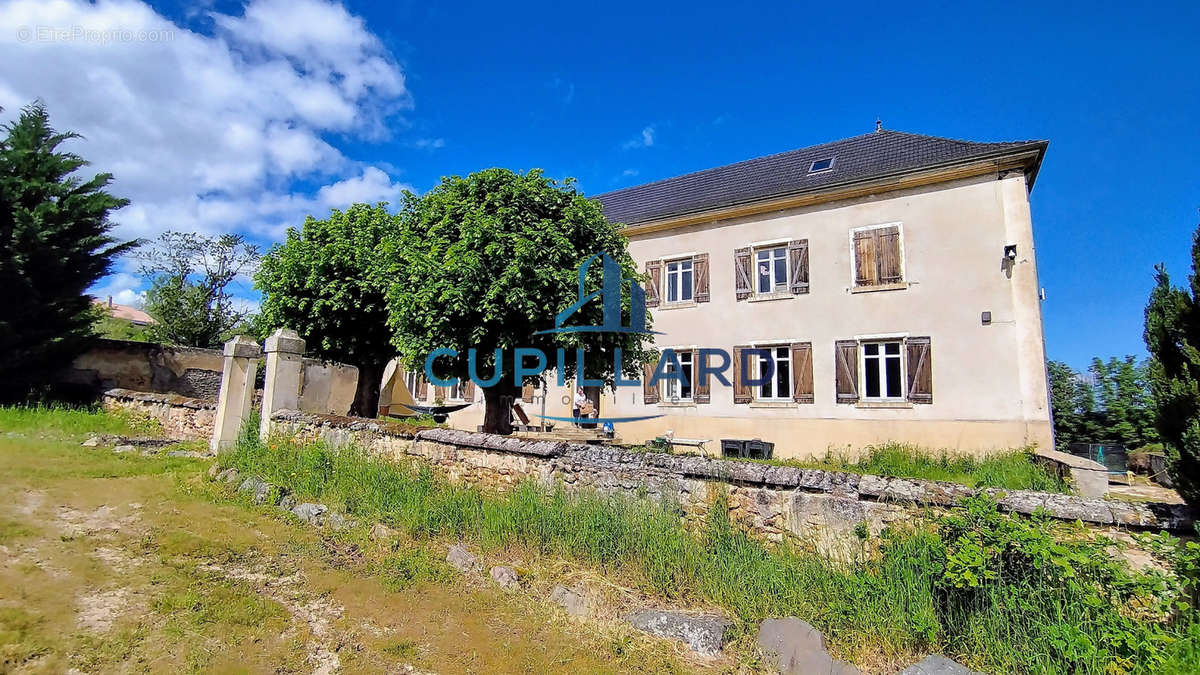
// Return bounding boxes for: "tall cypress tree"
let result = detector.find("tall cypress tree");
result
[0,102,134,402]
[1144,223,1200,503]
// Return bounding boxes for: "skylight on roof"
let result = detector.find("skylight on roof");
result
[808,157,835,173]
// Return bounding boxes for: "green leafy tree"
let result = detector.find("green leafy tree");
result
[378,168,655,434]
[255,204,396,417]
[1090,355,1157,447]
[0,102,134,402]
[1145,222,1200,504]
[139,231,259,348]
[1048,360,1085,450]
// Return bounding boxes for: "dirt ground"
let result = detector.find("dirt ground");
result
[0,421,719,674]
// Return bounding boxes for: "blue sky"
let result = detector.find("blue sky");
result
[3,0,1197,371]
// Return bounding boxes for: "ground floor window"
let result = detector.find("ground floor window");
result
[662,350,693,401]
[862,341,903,399]
[404,371,422,399]
[757,345,791,400]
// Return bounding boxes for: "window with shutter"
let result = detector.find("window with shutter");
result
[852,224,903,288]
[791,342,814,404]
[734,248,753,301]
[645,260,662,307]
[693,253,710,303]
[906,336,933,404]
[732,345,752,403]
[417,375,427,401]
[462,379,474,402]
[522,381,535,403]
[642,362,659,404]
[835,340,859,403]
[788,240,809,294]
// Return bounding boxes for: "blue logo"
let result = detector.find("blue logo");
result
[535,252,661,335]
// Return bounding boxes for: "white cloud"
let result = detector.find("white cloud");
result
[622,168,639,177]
[621,125,655,150]
[90,272,145,308]
[412,137,445,150]
[0,0,413,252]
[317,167,408,208]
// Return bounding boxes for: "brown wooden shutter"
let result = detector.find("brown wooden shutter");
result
[853,230,877,287]
[642,362,659,404]
[435,385,447,401]
[693,350,710,403]
[791,342,814,404]
[877,226,902,284]
[835,340,859,404]
[734,247,753,300]
[788,239,810,294]
[462,379,475,402]
[906,336,933,404]
[732,345,752,403]
[645,260,662,308]
[693,253,710,302]
[521,381,535,403]
[417,376,428,400]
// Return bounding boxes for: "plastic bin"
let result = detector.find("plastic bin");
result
[745,439,775,460]
[721,439,746,458]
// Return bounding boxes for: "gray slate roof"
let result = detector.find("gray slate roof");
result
[594,130,1048,226]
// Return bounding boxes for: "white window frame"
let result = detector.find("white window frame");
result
[663,256,694,304]
[859,339,906,401]
[754,245,789,295]
[754,344,792,402]
[404,371,422,400]
[848,222,906,288]
[661,350,694,402]
[808,156,836,174]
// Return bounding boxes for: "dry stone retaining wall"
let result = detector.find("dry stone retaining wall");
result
[266,411,1197,552]
[102,388,217,440]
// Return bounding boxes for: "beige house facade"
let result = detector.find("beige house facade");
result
[382,129,1053,459]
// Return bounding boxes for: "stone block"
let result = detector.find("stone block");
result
[626,609,732,656]
[489,565,519,589]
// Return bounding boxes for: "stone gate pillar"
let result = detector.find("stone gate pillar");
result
[209,335,262,454]
[260,328,306,440]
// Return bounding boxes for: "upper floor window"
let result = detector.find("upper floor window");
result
[757,345,791,401]
[646,255,709,307]
[862,341,903,400]
[852,224,903,288]
[664,257,694,304]
[735,240,808,300]
[756,246,788,295]
[662,350,693,402]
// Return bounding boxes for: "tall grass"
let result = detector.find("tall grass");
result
[226,435,1193,673]
[0,404,158,437]
[778,442,1068,493]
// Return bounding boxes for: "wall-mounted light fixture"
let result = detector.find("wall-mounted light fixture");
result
[1004,244,1018,261]
[981,311,992,325]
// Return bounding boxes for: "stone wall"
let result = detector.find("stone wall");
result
[64,338,358,414]
[102,388,217,440]
[269,411,1197,554]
